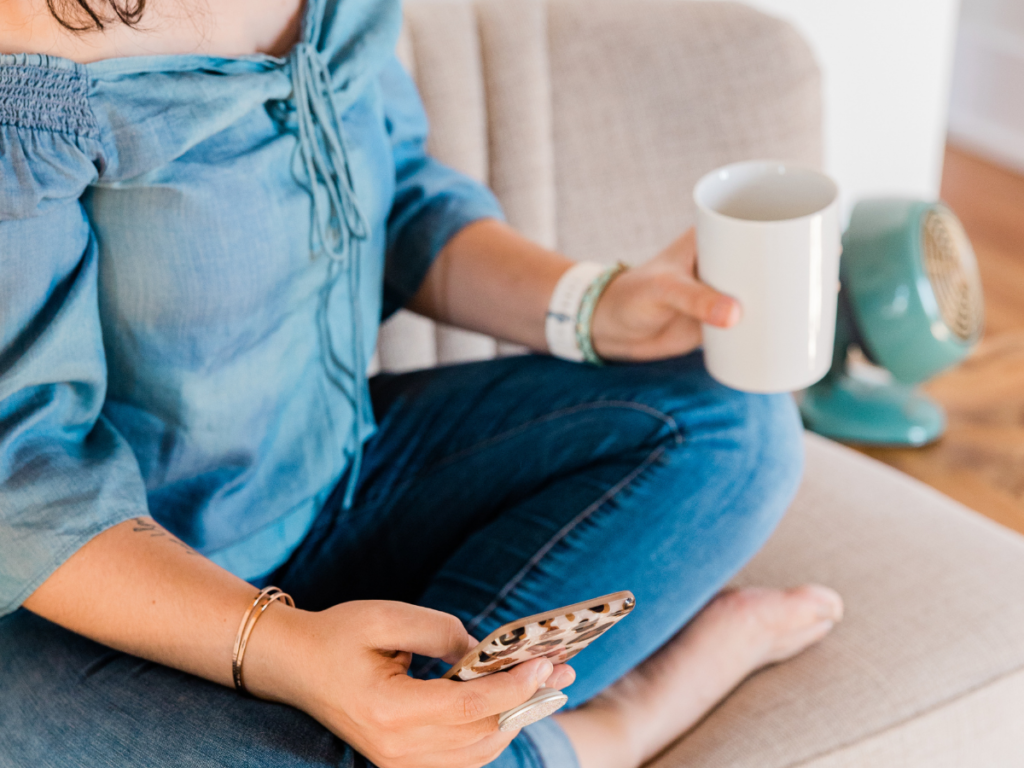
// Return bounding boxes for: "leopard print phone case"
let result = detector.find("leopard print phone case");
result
[443,591,636,681]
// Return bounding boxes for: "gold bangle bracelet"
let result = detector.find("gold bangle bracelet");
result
[232,586,295,693]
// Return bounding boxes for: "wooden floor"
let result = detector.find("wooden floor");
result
[856,146,1024,536]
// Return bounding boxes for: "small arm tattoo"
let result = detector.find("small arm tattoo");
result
[131,517,198,555]
[132,518,164,536]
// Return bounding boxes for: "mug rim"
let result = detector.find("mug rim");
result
[693,160,839,225]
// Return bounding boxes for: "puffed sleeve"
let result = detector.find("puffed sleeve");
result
[378,56,506,320]
[0,125,149,617]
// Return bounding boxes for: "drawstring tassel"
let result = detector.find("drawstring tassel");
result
[290,43,371,509]
[343,240,366,509]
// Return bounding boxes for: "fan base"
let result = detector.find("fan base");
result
[799,373,946,447]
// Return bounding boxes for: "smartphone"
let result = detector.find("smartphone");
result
[443,591,636,682]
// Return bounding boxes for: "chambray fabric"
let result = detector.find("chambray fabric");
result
[0,0,504,613]
[0,352,804,768]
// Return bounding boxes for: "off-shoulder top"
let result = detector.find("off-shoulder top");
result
[0,0,503,614]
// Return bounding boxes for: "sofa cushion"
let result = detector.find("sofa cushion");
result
[651,433,1024,767]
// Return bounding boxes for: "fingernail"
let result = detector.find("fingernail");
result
[710,298,738,327]
[535,659,553,684]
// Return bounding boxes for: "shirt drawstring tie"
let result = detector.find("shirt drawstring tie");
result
[290,42,370,509]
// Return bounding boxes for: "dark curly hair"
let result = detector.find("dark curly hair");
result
[47,0,147,31]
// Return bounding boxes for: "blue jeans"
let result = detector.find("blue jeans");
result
[0,353,803,767]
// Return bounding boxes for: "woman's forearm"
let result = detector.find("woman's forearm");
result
[410,224,739,363]
[22,517,284,691]
[21,517,569,766]
[408,219,573,350]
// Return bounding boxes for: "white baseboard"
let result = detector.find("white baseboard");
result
[948,22,1024,174]
[948,115,1024,177]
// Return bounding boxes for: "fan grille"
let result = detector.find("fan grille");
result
[921,207,984,342]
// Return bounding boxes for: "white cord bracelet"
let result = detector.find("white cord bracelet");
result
[545,262,607,361]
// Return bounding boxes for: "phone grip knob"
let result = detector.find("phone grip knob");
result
[497,687,569,732]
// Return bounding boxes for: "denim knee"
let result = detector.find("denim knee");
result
[705,388,804,540]
[645,378,805,549]
[743,391,804,508]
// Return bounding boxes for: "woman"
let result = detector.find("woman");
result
[0,0,844,766]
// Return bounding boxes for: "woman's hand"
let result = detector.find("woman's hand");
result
[590,228,741,362]
[247,600,575,768]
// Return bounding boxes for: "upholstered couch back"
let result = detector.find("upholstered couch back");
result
[376,0,822,372]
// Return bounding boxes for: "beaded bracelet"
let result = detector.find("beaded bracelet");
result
[575,261,629,365]
[232,586,295,693]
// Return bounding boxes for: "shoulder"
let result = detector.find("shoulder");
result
[0,3,106,218]
[1,55,102,219]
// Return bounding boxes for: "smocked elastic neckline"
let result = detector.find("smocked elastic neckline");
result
[0,0,316,135]
[0,57,98,136]
[0,53,83,72]
[0,48,284,79]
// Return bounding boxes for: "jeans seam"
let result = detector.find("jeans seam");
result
[465,442,669,635]
[425,400,683,475]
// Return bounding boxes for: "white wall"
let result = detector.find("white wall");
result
[703,0,962,223]
[948,0,1024,173]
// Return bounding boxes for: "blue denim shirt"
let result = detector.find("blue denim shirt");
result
[0,0,504,615]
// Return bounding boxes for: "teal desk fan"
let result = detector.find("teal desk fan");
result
[799,199,985,446]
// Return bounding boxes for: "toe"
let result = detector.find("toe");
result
[790,584,844,622]
[764,617,836,665]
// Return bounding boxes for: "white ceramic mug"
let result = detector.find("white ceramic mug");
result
[694,160,841,393]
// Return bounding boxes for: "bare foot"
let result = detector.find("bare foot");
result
[555,585,844,768]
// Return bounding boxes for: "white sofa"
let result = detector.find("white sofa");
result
[388,1,1024,764]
